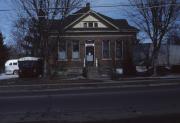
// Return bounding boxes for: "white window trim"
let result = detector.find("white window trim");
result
[102,40,111,60]
[83,21,99,28]
[58,40,68,61]
[83,22,88,28]
[72,40,80,60]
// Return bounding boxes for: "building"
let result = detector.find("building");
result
[49,3,138,79]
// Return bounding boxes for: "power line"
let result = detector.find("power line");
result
[0,3,179,12]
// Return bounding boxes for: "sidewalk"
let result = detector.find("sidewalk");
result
[0,74,180,93]
[118,74,180,81]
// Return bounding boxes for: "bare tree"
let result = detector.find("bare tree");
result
[0,32,9,73]
[128,0,180,75]
[13,0,85,77]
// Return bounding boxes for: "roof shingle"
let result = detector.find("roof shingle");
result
[49,5,138,32]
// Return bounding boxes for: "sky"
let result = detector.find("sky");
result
[0,0,130,44]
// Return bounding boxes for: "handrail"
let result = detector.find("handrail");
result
[83,58,86,67]
[95,58,98,67]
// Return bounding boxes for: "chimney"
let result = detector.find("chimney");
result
[86,3,90,10]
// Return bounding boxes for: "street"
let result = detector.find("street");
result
[1,84,180,123]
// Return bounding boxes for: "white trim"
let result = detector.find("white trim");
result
[57,59,68,61]
[91,10,119,30]
[51,29,137,34]
[102,58,112,60]
[65,30,136,32]
[85,41,95,64]
[85,43,95,47]
[64,10,91,29]
[64,10,120,30]
[71,59,81,61]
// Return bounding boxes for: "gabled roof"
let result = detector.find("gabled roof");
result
[96,12,138,30]
[50,4,90,30]
[50,3,138,32]
[63,6,90,28]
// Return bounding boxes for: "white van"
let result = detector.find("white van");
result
[5,59,19,75]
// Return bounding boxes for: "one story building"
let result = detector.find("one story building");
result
[49,3,138,78]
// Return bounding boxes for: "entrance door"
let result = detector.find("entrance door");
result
[86,46,94,66]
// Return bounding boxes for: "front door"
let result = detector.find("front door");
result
[86,46,94,66]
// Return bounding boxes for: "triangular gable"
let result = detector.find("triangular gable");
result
[64,10,119,30]
[73,15,108,28]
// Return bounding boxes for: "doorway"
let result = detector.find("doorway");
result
[85,43,95,66]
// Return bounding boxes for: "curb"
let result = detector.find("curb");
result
[117,76,180,81]
[0,78,180,94]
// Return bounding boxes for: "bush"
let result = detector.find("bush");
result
[82,67,87,78]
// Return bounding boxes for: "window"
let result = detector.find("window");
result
[9,63,12,65]
[116,41,122,59]
[94,22,98,28]
[88,22,93,28]
[72,40,80,59]
[84,22,88,28]
[58,41,67,60]
[83,22,98,28]
[13,62,17,65]
[102,40,110,59]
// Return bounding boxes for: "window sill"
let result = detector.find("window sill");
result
[102,58,112,60]
[57,59,68,61]
[71,59,81,61]
[115,58,122,60]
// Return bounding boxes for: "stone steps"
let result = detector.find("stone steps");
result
[87,67,110,80]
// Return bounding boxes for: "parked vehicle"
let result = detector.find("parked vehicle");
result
[18,57,43,78]
[5,59,19,75]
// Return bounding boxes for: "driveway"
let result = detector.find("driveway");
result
[0,73,18,80]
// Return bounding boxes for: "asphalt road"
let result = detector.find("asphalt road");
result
[1,84,180,123]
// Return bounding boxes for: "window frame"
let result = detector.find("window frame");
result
[83,22,88,28]
[88,22,93,28]
[102,40,111,59]
[72,40,80,60]
[58,40,67,61]
[94,22,98,28]
[83,21,99,28]
[115,40,123,59]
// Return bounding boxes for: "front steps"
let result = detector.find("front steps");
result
[87,66,110,80]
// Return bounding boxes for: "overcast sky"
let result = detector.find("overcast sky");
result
[0,0,130,43]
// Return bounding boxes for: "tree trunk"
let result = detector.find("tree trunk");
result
[152,50,159,76]
[43,58,48,77]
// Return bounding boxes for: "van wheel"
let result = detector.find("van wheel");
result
[13,70,18,75]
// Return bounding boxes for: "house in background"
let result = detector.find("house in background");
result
[49,3,138,79]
